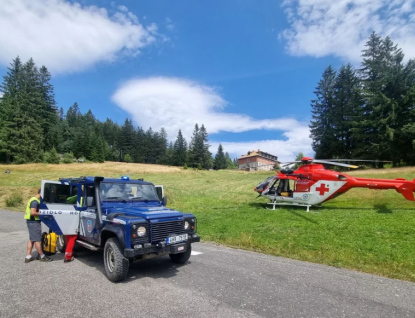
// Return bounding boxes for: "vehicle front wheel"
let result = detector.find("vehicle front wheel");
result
[103,237,129,282]
[169,244,191,264]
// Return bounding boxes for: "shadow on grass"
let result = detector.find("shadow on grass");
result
[210,206,241,210]
[374,204,393,214]
[249,202,319,224]
[249,202,267,209]
[251,201,402,216]
[323,205,411,212]
[288,210,319,224]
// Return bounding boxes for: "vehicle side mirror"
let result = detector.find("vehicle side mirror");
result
[162,196,167,206]
[155,185,164,200]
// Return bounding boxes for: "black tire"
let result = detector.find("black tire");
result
[103,237,129,282]
[56,235,66,253]
[169,244,191,264]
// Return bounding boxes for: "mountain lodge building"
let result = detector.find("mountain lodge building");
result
[237,150,280,171]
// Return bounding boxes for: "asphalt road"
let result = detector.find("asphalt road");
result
[1,209,415,318]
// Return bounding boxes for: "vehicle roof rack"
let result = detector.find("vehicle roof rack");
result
[59,176,88,183]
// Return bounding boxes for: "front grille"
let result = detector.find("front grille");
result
[151,220,185,243]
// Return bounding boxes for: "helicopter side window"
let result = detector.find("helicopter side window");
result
[275,179,293,197]
[265,179,283,196]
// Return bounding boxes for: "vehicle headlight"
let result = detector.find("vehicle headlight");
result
[137,226,146,237]
[184,221,189,230]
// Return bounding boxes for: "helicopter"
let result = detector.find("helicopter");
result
[254,157,415,212]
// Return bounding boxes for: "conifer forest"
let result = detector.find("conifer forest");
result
[1,33,414,167]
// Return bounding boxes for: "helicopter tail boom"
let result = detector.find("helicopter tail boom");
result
[353,177,415,201]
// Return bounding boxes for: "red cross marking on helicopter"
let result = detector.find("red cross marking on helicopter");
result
[316,183,330,195]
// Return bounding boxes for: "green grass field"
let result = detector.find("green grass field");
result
[1,162,414,281]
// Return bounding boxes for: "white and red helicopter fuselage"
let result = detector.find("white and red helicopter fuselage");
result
[254,159,415,211]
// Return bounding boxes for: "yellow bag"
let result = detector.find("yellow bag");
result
[42,232,57,255]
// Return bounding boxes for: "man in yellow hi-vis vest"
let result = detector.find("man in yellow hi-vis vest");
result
[24,189,53,263]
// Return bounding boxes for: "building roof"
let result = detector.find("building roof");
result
[238,150,279,162]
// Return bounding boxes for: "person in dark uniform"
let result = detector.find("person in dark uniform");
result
[24,189,53,263]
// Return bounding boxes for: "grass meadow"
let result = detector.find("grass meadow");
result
[1,162,414,281]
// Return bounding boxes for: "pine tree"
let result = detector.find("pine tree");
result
[0,57,45,163]
[144,127,155,163]
[66,102,81,127]
[333,64,364,158]
[119,118,135,161]
[199,125,212,169]
[38,65,59,151]
[173,129,188,166]
[154,128,168,164]
[359,32,394,160]
[188,124,201,168]
[162,142,174,165]
[0,57,24,163]
[101,118,121,161]
[309,66,337,159]
[189,124,212,169]
[224,152,236,169]
[213,144,227,169]
[91,136,106,163]
[133,127,146,163]
[233,157,239,167]
[399,59,415,164]
[359,32,415,163]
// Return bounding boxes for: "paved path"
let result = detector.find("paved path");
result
[1,209,414,318]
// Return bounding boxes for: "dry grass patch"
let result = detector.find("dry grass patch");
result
[0,186,35,212]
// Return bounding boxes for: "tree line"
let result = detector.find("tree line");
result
[0,57,236,169]
[310,32,415,166]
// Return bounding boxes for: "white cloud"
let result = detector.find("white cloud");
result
[0,0,157,74]
[281,0,415,62]
[112,77,312,162]
[166,18,175,31]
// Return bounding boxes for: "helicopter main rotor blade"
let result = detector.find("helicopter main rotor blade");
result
[312,159,358,168]
[320,159,392,163]
[280,161,303,167]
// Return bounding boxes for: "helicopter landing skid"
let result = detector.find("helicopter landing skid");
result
[266,201,312,212]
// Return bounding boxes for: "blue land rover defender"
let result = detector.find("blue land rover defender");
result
[39,176,200,282]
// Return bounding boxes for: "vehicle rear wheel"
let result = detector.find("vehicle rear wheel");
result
[169,244,191,264]
[56,235,66,253]
[104,237,129,282]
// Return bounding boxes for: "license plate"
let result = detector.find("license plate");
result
[166,234,188,244]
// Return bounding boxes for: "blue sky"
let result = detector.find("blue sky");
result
[1,0,414,161]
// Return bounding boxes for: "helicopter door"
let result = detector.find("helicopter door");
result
[39,181,79,235]
[276,179,294,197]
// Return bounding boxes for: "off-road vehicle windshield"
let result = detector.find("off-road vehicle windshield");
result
[100,182,159,201]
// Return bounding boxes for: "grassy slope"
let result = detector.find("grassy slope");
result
[1,162,414,281]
